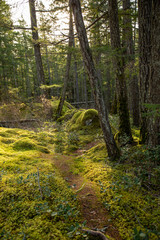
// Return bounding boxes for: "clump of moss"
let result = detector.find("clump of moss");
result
[37,145,50,154]
[0,137,15,144]
[57,109,78,122]
[12,137,37,151]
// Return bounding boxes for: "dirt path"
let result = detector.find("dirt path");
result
[52,153,122,240]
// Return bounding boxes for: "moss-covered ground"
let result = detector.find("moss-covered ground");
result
[0,103,159,240]
[55,109,160,240]
[0,127,86,240]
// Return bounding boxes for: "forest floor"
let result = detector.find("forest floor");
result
[0,101,159,240]
[51,152,122,240]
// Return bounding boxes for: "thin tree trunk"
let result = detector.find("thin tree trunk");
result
[23,35,31,99]
[73,37,80,105]
[108,0,132,141]
[29,0,45,90]
[70,0,120,160]
[56,7,74,118]
[83,61,88,108]
[123,0,140,127]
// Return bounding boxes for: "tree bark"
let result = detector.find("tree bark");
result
[108,0,132,141]
[70,0,120,160]
[138,0,152,143]
[147,0,160,146]
[29,0,45,89]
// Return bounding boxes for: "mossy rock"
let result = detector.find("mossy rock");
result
[67,109,100,131]
[12,137,37,151]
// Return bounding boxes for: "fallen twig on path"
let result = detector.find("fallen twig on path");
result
[82,229,109,240]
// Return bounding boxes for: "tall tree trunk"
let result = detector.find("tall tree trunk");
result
[70,0,120,160]
[56,7,74,118]
[123,0,140,127]
[147,0,160,146]
[108,0,132,141]
[139,0,160,146]
[29,0,45,90]
[138,0,152,143]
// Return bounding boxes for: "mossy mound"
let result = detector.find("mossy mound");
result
[12,137,37,151]
[67,109,100,131]
[0,137,15,144]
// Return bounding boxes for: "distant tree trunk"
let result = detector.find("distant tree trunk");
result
[138,0,152,143]
[70,0,120,160]
[139,0,160,146]
[56,7,74,118]
[105,65,111,111]
[23,34,31,99]
[73,37,80,105]
[45,41,53,98]
[123,0,140,127]
[29,0,45,90]
[108,0,132,141]
[83,61,88,108]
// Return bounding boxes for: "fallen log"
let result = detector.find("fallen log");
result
[0,119,40,127]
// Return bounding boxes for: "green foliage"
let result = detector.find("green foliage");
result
[143,104,160,117]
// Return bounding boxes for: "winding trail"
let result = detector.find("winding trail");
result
[52,153,122,240]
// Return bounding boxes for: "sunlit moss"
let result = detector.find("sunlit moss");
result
[70,140,159,240]
[0,127,83,240]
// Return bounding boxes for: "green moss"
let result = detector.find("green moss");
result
[70,142,160,240]
[0,127,84,240]
[67,109,100,131]
[57,109,78,122]
[12,137,37,151]
[37,145,50,154]
[0,137,15,144]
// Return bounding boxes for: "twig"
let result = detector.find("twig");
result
[37,168,44,200]
[82,229,109,240]
[75,183,86,193]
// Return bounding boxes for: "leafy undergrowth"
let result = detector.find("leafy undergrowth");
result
[0,127,86,240]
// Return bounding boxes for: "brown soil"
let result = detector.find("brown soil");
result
[52,153,122,240]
